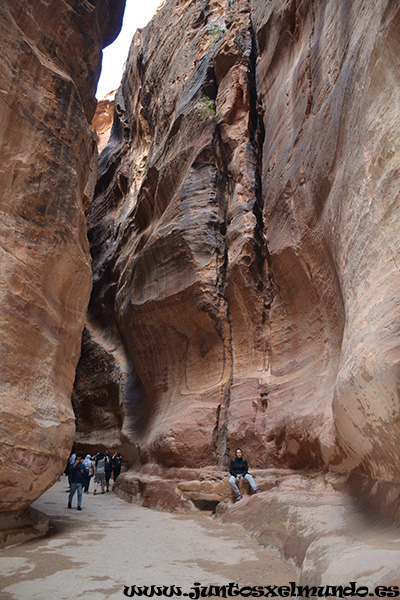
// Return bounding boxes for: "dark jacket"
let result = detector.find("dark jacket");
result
[70,462,88,485]
[229,457,249,477]
[113,457,122,474]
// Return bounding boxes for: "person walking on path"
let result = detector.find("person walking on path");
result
[104,451,113,492]
[93,451,106,494]
[66,449,76,491]
[112,451,123,490]
[68,454,88,511]
[83,454,93,493]
[229,448,260,501]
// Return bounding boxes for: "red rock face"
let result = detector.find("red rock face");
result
[219,471,400,589]
[81,0,270,468]
[77,0,399,516]
[0,0,125,524]
[253,0,400,481]
[92,91,116,152]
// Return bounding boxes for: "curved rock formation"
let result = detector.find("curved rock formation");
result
[0,0,125,532]
[92,90,117,152]
[219,471,400,593]
[253,0,400,483]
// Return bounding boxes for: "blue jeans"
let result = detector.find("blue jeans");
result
[68,482,83,508]
[229,474,257,496]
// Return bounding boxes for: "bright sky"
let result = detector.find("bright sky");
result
[96,0,161,99]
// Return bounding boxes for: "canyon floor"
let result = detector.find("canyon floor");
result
[0,476,296,600]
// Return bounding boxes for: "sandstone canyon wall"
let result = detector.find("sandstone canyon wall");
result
[91,90,116,153]
[81,0,399,489]
[0,0,125,532]
[80,1,400,584]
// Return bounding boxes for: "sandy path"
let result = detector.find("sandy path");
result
[0,476,296,600]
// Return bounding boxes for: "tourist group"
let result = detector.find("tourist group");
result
[65,450,123,510]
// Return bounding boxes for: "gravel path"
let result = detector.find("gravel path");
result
[0,476,296,599]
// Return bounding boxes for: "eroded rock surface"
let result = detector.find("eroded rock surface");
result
[0,0,125,526]
[219,472,400,595]
[92,91,116,152]
[79,0,399,513]
[253,0,400,484]
[80,0,272,470]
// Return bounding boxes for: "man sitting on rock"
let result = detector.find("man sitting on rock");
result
[229,448,260,501]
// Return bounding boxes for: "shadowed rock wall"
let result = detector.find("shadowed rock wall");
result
[0,0,125,527]
[79,0,271,465]
[80,0,399,514]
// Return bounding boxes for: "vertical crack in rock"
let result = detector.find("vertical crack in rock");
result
[305,0,315,117]
[211,0,276,467]
[251,19,277,408]
[212,125,234,469]
[249,13,274,316]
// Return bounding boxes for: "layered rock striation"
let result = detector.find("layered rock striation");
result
[0,0,125,532]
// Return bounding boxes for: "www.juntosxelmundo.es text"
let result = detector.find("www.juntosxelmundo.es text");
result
[123,582,400,598]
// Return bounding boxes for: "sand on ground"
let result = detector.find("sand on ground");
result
[0,475,297,600]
